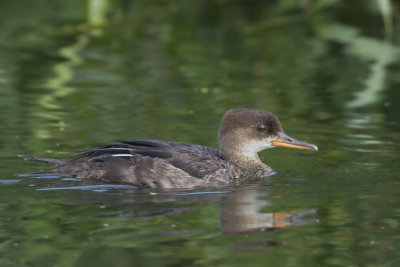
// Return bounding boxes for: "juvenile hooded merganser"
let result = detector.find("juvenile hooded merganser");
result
[21,109,317,188]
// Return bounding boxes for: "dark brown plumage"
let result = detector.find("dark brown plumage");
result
[20,109,317,189]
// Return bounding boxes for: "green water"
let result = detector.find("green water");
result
[1,1,400,266]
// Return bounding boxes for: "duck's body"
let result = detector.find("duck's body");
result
[49,140,268,188]
[21,109,317,188]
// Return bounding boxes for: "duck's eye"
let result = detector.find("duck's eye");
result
[257,124,266,131]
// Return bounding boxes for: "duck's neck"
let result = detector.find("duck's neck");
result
[219,147,271,174]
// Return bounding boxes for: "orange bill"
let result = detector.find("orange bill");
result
[272,132,318,151]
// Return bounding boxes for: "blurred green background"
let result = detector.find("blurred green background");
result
[1,0,399,156]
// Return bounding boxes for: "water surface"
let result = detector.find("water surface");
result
[1,1,400,266]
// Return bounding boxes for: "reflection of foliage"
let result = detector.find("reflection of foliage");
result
[316,23,400,108]
[0,1,398,153]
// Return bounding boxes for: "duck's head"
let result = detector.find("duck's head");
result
[218,109,317,160]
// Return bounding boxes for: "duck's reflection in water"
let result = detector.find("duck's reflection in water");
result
[219,186,317,252]
[37,180,317,252]
[220,187,317,233]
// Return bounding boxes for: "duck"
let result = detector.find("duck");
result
[20,109,317,189]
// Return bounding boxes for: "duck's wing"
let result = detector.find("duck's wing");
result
[73,140,224,180]
[74,140,174,159]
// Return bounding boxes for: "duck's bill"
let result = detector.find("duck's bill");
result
[271,132,318,151]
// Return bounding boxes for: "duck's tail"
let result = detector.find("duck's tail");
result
[18,155,64,165]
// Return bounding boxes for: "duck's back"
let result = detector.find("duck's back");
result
[52,140,236,188]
